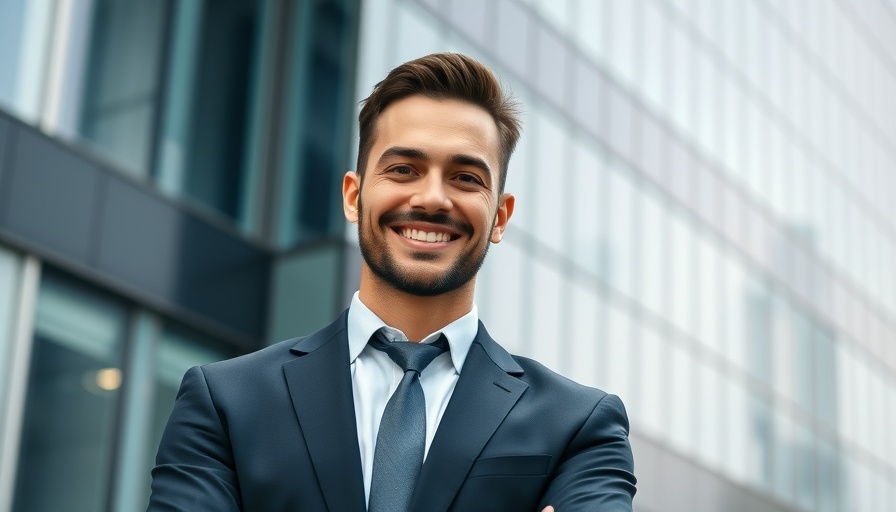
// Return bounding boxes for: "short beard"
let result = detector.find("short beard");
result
[357,199,492,297]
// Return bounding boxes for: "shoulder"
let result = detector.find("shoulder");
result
[511,354,611,405]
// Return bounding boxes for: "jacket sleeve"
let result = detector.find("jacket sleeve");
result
[538,393,637,512]
[148,366,242,511]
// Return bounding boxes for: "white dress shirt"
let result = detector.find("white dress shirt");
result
[347,291,478,505]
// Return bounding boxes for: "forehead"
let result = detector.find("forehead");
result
[372,95,501,166]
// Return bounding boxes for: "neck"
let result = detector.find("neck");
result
[358,265,475,342]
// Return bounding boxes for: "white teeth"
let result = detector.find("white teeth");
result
[400,228,450,243]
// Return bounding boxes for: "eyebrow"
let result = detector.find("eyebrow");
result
[379,146,492,176]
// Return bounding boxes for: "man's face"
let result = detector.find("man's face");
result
[343,95,514,296]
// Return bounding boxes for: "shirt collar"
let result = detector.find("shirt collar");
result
[346,291,478,373]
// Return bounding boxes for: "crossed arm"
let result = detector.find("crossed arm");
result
[537,393,637,512]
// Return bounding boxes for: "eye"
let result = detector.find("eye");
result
[389,165,415,175]
[456,172,485,186]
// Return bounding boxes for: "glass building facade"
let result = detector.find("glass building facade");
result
[0,0,894,510]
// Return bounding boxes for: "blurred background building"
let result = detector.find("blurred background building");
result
[0,0,893,510]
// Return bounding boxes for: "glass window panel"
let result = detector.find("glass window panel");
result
[667,340,694,454]
[533,0,571,30]
[694,360,722,469]
[719,76,745,181]
[79,0,170,175]
[277,0,358,244]
[640,0,667,110]
[606,0,638,86]
[637,325,667,440]
[481,241,527,355]
[695,235,721,353]
[793,420,815,511]
[637,188,666,316]
[750,393,773,490]
[816,436,838,512]
[723,252,748,369]
[772,410,795,502]
[0,0,54,122]
[570,137,605,276]
[669,214,695,336]
[503,87,534,229]
[792,308,814,413]
[745,273,771,384]
[532,106,568,252]
[568,282,601,387]
[530,259,564,371]
[693,50,719,159]
[667,25,694,135]
[606,163,634,297]
[604,302,632,402]
[835,342,854,442]
[533,25,568,104]
[495,0,531,79]
[725,379,750,483]
[575,0,606,65]
[13,270,128,512]
[0,247,22,398]
[770,294,797,404]
[396,1,443,65]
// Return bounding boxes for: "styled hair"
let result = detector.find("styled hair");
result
[357,53,521,192]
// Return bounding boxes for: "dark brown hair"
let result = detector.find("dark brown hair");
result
[357,53,521,192]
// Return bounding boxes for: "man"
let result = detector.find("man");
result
[150,53,636,511]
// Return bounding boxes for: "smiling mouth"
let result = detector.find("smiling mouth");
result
[396,227,458,243]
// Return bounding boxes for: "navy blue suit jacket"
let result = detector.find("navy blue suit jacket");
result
[149,310,636,511]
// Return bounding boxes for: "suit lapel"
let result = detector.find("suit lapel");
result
[409,325,528,512]
[283,311,366,511]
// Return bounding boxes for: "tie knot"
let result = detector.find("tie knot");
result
[369,330,449,375]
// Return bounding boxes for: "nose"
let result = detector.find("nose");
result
[409,173,453,212]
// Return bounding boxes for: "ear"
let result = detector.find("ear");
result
[343,171,361,223]
[490,193,514,243]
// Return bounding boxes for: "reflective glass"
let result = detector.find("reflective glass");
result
[723,251,748,370]
[396,1,443,67]
[13,270,128,512]
[637,325,667,440]
[481,241,526,355]
[567,281,601,387]
[770,294,797,403]
[606,163,634,297]
[574,0,606,65]
[772,410,795,502]
[640,0,667,111]
[0,0,54,122]
[570,137,606,276]
[532,106,568,252]
[277,0,360,244]
[694,359,722,469]
[604,302,632,404]
[0,246,22,423]
[158,0,272,221]
[669,214,695,336]
[695,235,721,353]
[816,436,839,512]
[79,0,170,175]
[667,340,694,453]
[637,188,666,317]
[606,0,638,86]
[725,379,750,483]
[529,259,564,371]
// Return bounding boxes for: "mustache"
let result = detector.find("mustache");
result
[379,210,474,237]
